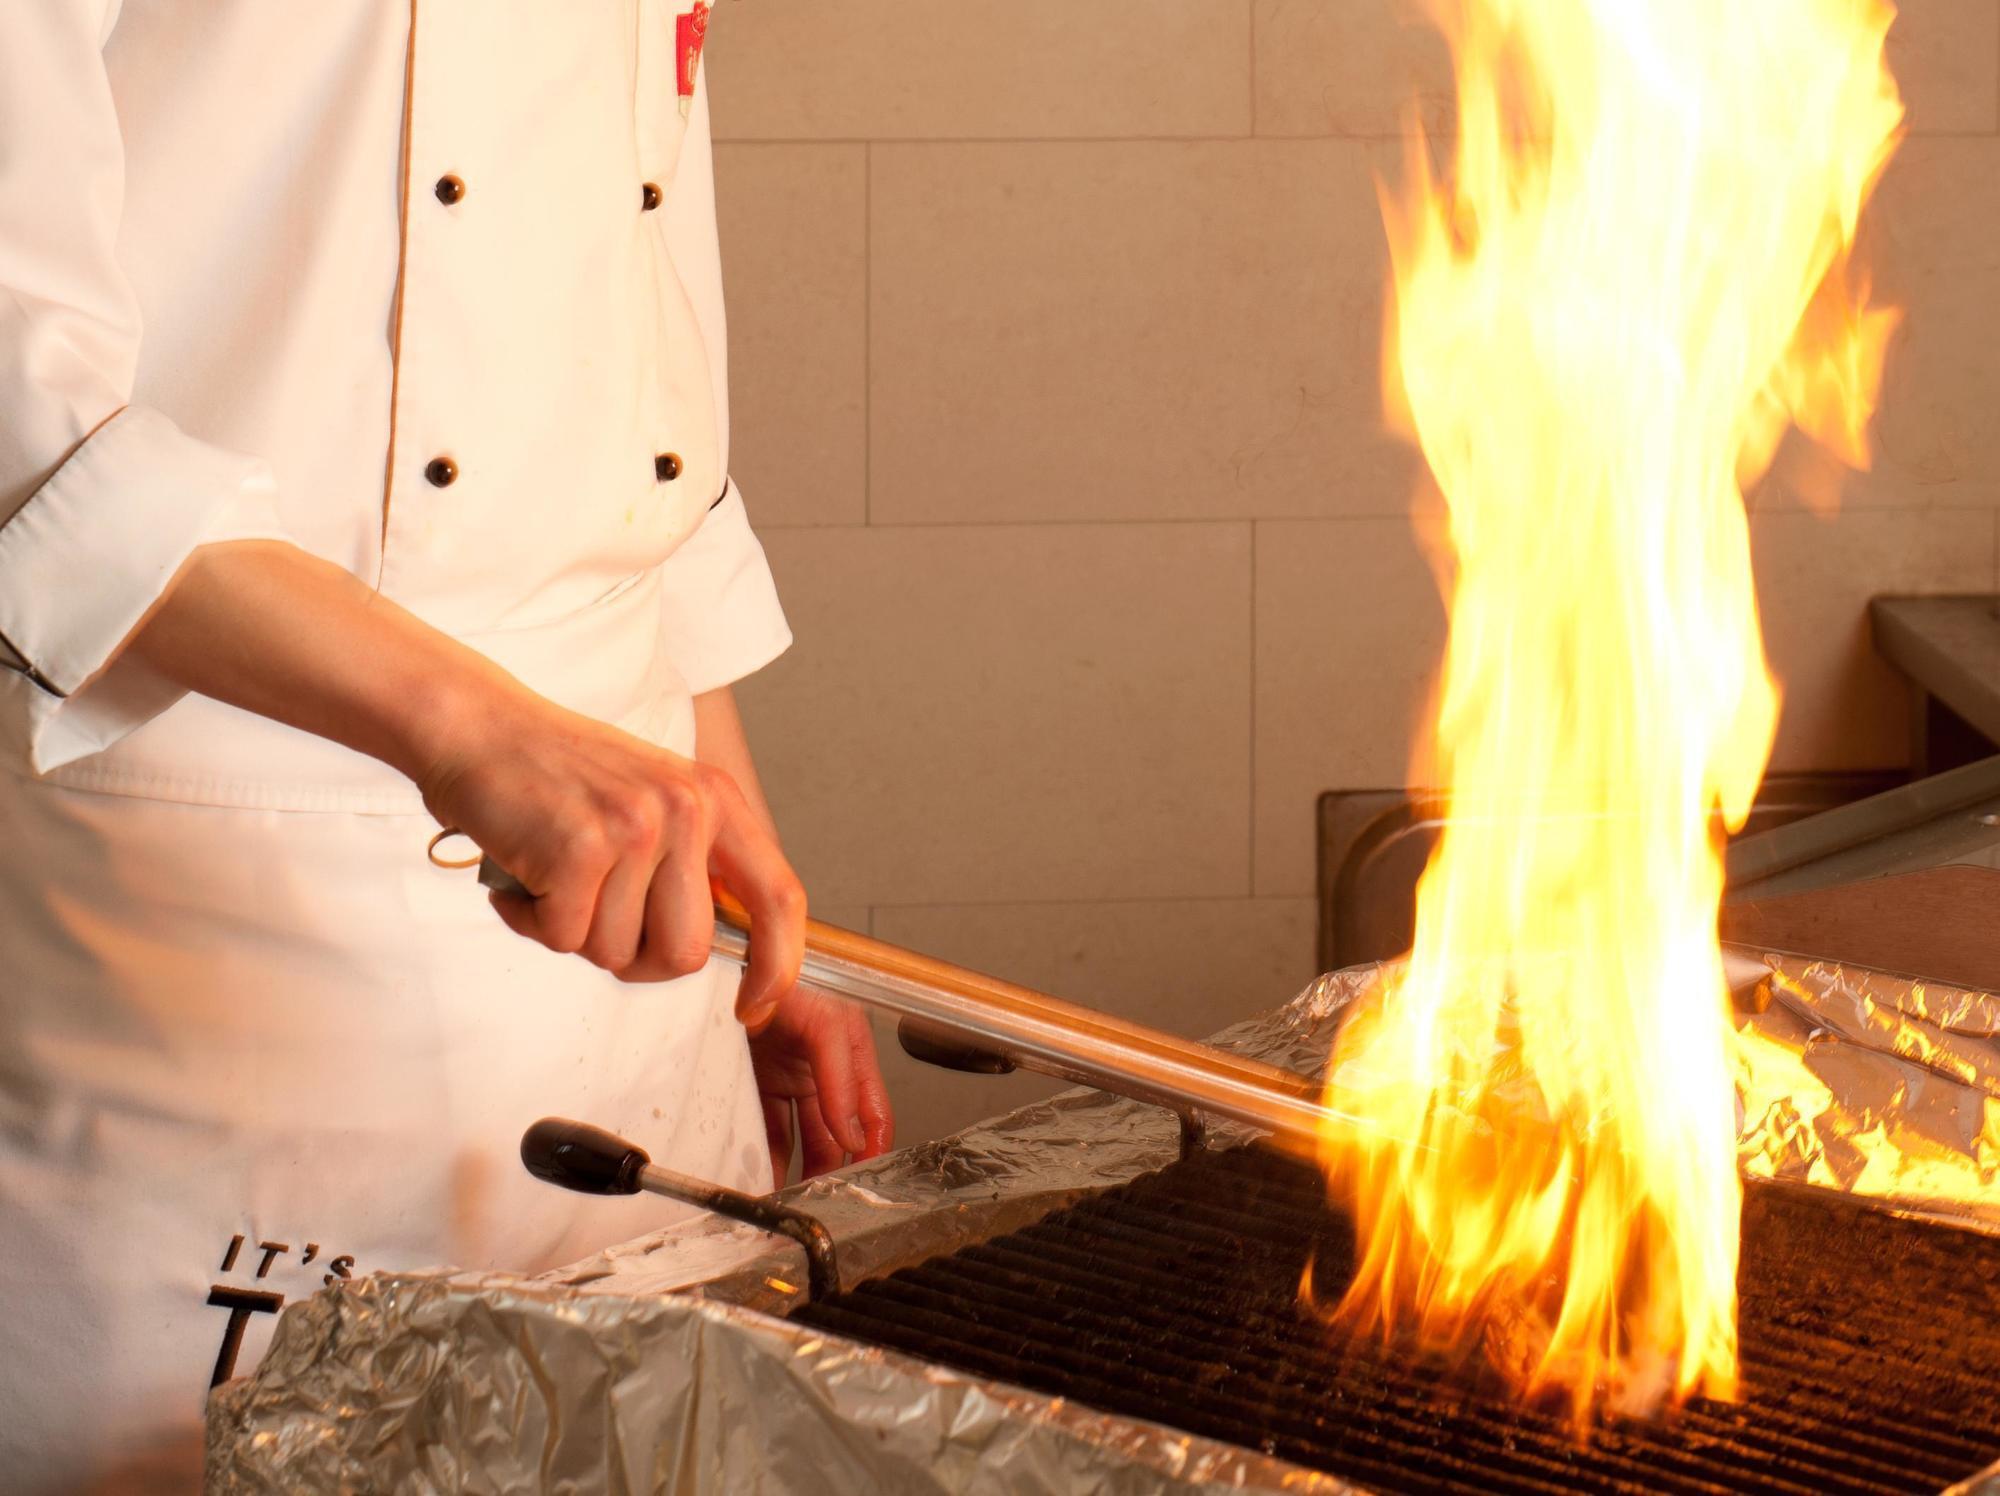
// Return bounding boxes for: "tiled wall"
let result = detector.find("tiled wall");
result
[707,0,2000,1146]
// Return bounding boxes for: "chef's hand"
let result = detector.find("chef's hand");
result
[122,543,803,1021]
[420,694,807,1025]
[748,984,895,1188]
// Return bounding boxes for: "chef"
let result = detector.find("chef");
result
[0,3,894,1489]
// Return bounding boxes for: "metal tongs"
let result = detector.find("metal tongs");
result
[496,851,1780,1298]
[501,863,1333,1301]
[469,848,1781,1164]
[475,853,1331,1159]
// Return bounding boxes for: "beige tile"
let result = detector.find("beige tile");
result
[876,896,1321,1032]
[1886,0,2000,135]
[869,140,1419,524]
[1755,508,1996,770]
[704,0,1252,142]
[1253,517,1446,897]
[713,145,868,527]
[871,896,1321,1144]
[736,523,1254,907]
[1762,138,2000,513]
[1253,0,1454,139]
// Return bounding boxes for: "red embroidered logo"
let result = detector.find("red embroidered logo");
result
[677,2,710,109]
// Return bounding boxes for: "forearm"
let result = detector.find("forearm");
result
[692,686,780,841]
[126,538,517,791]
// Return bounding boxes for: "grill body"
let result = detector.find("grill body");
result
[208,956,2000,1495]
[794,1146,2000,1496]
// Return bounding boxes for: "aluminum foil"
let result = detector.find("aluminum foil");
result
[204,1271,1362,1495]
[1733,953,2000,1230]
[546,980,1358,1317]
[207,955,2000,1494]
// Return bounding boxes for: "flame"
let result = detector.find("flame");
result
[1315,0,1903,1419]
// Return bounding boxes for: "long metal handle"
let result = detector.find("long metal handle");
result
[709,890,1332,1160]
[481,855,1329,1157]
[482,859,1775,1163]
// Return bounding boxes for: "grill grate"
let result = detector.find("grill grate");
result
[791,1146,2000,1495]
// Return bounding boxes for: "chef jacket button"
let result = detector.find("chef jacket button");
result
[434,174,466,206]
[641,182,663,212]
[425,456,459,487]
[655,452,683,482]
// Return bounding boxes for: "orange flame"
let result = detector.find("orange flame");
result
[1316,0,1903,1419]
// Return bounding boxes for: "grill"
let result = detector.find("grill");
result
[792,1145,2000,1496]
[208,948,2000,1494]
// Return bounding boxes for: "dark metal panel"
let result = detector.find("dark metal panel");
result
[1316,772,1903,971]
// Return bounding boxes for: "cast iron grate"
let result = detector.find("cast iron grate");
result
[791,1145,2000,1495]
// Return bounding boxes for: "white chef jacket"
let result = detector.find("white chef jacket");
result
[0,4,792,1491]
[0,0,789,796]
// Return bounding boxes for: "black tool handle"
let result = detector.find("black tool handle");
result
[897,1016,1017,1074]
[520,1117,650,1196]
[519,1114,846,1298]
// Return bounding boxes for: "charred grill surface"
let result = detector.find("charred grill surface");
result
[790,1146,2000,1495]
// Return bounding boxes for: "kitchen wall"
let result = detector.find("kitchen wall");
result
[706,0,2000,1145]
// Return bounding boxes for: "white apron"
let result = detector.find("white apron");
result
[0,657,771,1493]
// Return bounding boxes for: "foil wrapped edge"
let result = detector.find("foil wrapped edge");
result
[204,1268,1363,1495]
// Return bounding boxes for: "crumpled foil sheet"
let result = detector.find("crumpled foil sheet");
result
[203,1273,1361,1496]
[207,955,2000,1495]
[1733,953,2000,1231]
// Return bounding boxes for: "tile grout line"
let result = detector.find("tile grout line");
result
[758,499,2000,535]
[1247,0,1258,138]
[859,894,1319,914]
[758,516,1323,536]
[725,134,1273,147]
[864,141,874,527]
[1248,518,1259,899]
[713,128,2000,147]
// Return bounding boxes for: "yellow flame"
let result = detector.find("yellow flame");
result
[1316,0,1903,1419]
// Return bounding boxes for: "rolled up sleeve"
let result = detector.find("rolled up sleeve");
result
[0,3,289,774]
[653,56,791,696]
[655,482,792,696]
